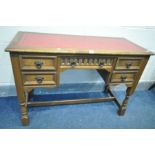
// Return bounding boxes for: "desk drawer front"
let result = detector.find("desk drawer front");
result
[22,72,57,86]
[115,57,143,70]
[111,72,136,83]
[20,56,57,70]
[60,56,114,68]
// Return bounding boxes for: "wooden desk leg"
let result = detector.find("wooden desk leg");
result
[10,54,29,126]
[21,103,29,126]
[118,87,131,115]
[20,91,29,126]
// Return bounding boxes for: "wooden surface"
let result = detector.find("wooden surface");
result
[22,71,57,86]
[20,55,57,70]
[5,31,153,55]
[6,31,153,125]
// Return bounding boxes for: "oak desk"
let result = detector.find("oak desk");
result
[5,31,153,126]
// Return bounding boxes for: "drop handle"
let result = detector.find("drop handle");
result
[126,63,132,69]
[99,62,104,67]
[70,61,76,67]
[34,61,44,69]
[35,77,44,84]
[120,75,127,82]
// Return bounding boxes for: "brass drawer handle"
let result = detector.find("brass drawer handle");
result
[34,61,44,69]
[70,61,76,67]
[126,63,132,69]
[120,75,127,82]
[35,77,44,84]
[99,62,104,67]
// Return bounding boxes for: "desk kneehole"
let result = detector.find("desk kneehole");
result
[22,72,57,86]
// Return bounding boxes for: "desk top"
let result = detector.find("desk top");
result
[5,31,153,55]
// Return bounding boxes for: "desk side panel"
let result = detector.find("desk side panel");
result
[10,53,25,103]
[129,56,150,94]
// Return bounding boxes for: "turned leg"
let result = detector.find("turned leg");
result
[118,87,131,116]
[20,90,29,126]
[20,103,29,126]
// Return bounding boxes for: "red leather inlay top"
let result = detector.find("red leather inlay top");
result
[16,33,145,51]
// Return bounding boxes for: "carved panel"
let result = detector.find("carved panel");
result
[60,56,114,67]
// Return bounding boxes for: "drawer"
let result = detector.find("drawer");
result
[60,56,114,69]
[20,55,57,70]
[115,57,143,70]
[22,72,57,86]
[111,72,137,83]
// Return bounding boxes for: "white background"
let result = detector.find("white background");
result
[0,0,155,155]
